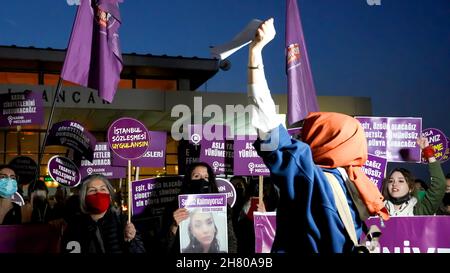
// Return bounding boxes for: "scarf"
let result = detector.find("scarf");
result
[302,112,389,221]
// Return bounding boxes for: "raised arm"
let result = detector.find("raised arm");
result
[247,18,282,137]
[414,136,446,215]
[248,18,275,86]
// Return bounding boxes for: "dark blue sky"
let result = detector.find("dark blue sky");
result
[1,0,449,176]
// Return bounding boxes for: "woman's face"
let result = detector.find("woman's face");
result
[0,168,16,180]
[388,171,410,198]
[190,212,215,247]
[190,166,209,181]
[86,179,109,195]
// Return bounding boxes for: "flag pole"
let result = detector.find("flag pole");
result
[128,159,132,222]
[258,176,264,206]
[38,77,63,175]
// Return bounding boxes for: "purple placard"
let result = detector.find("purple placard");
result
[361,154,387,191]
[79,142,126,179]
[45,120,97,161]
[47,155,81,187]
[178,193,227,209]
[107,117,150,160]
[254,211,277,253]
[9,156,38,185]
[131,176,183,217]
[198,139,233,175]
[287,127,302,139]
[216,178,237,207]
[188,124,232,175]
[441,137,450,163]
[356,117,422,162]
[363,216,450,253]
[233,136,270,176]
[0,91,44,127]
[387,118,422,162]
[422,128,448,163]
[112,131,167,167]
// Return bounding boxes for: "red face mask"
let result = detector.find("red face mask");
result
[85,192,110,214]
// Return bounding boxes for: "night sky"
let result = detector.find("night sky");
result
[1,0,449,178]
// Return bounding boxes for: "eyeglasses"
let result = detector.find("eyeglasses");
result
[0,174,17,180]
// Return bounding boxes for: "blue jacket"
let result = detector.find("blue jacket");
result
[254,125,362,253]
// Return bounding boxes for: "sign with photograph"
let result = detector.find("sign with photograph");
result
[178,193,228,253]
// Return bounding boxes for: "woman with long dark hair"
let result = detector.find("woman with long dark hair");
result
[182,210,223,253]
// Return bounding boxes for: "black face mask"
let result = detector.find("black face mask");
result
[390,193,411,205]
[185,179,210,194]
[443,193,450,206]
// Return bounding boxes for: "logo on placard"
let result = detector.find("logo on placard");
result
[7,116,13,125]
[191,133,201,145]
[248,162,255,174]
[375,150,381,156]
[87,167,93,175]
[212,161,219,172]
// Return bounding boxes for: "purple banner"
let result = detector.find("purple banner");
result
[216,178,237,207]
[0,91,44,127]
[131,176,183,217]
[47,156,81,187]
[254,212,277,253]
[112,131,167,167]
[79,142,126,179]
[356,117,422,162]
[8,156,38,185]
[285,0,319,126]
[45,120,97,162]
[233,136,270,176]
[361,154,387,191]
[61,0,123,103]
[107,117,150,160]
[422,128,448,163]
[363,216,450,253]
[0,224,61,253]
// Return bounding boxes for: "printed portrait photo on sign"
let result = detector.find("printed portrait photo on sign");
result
[179,208,228,253]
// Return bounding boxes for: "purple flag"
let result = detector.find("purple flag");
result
[286,0,319,126]
[61,0,123,103]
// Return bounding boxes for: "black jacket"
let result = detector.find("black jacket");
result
[1,202,21,225]
[62,207,145,253]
